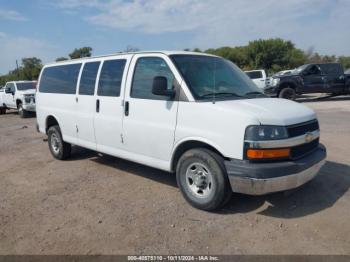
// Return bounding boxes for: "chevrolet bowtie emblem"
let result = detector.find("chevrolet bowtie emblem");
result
[305,132,313,143]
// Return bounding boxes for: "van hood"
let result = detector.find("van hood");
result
[216,98,316,126]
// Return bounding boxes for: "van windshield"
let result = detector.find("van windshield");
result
[17,82,36,91]
[170,55,265,100]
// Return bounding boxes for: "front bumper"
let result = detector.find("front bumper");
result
[225,144,326,195]
[23,103,36,112]
[263,86,278,96]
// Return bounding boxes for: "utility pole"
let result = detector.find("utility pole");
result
[16,60,19,78]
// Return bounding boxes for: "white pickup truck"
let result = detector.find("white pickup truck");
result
[245,69,268,89]
[0,81,36,117]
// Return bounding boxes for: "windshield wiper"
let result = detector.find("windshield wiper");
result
[199,92,244,99]
[244,91,267,98]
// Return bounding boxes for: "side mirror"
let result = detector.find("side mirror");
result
[5,87,12,94]
[152,76,175,97]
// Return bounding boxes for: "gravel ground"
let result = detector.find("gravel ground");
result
[0,96,349,255]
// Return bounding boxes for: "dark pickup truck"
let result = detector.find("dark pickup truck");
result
[264,63,350,100]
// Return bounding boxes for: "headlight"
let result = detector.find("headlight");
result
[245,125,288,141]
[23,95,34,104]
[271,78,280,86]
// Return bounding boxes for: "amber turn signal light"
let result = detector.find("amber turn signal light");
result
[247,148,290,159]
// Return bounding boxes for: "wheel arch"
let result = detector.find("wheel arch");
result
[45,115,60,134]
[170,138,227,172]
[16,99,22,108]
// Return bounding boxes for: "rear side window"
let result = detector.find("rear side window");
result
[246,71,263,79]
[131,57,175,100]
[40,64,82,94]
[319,64,342,75]
[97,59,126,97]
[79,62,100,95]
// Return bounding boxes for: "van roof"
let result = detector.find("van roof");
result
[45,51,218,66]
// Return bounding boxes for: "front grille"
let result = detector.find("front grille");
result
[291,138,319,159]
[287,120,319,138]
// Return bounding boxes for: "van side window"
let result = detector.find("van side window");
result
[131,57,175,100]
[40,64,82,94]
[97,59,126,97]
[79,62,100,95]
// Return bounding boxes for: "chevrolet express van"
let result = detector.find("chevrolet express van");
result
[36,51,326,211]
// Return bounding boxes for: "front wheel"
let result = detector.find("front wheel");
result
[18,103,28,118]
[0,108,6,115]
[176,148,232,211]
[47,125,71,160]
[278,87,296,100]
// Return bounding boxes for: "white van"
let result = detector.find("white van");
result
[36,51,326,211]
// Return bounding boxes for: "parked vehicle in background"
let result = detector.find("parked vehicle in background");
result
[265,63,350,100]
[273,70,294,77]
[0,81,36,117]
[36,51,326,211]
[245,69,267,89]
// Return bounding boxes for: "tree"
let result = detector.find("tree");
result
[124,45,139,52]
[192,48,202,52]
[69,47,93,59]
[0,57,42,85]
[338,56,350,70]
[56,57,69,62]
[21,57,42,80]
[245,38,306,72]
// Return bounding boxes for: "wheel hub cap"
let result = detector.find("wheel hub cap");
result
[51,133,60,154]
[185,163,213,198]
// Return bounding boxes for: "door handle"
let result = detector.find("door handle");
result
[124,101,129,116]
[96,99,100,113]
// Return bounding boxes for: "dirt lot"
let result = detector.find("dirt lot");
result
[1,96,350,255]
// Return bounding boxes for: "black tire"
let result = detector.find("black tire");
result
[0,108,5,115]
[278,87,296,100]
[47,125,71,160]
[18,103,28,118]
[176,148,232,211]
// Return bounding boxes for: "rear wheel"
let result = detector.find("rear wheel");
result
[176,148,232,211]
[47,125,71,160]
[279,87,296,100]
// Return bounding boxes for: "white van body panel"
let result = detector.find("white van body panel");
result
[37,93,78,145]
[75,61,98,151]
[93,54,131,155]
[215,98,316,126]
[175,101,260,160]
[122,53,183,166]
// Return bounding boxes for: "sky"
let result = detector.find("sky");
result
[0,0,349,74]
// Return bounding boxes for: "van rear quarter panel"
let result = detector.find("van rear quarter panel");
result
[36,92,77,144]
[175,101,260,160]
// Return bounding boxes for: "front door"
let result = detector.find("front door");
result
[3,83,16,108]
[122,54,180,170]
[94,56,130,156]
